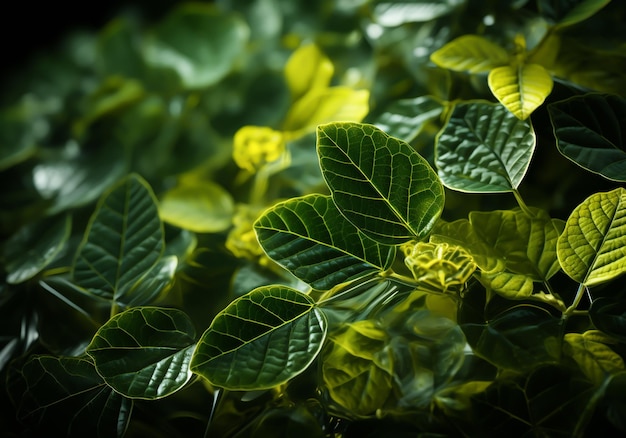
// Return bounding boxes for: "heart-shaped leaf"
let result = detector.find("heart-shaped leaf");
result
[430,35,509,73]
[557,188,626,286]
[317,122,444,245]
[191,286,327,390]
[563,330,624,385]
[538,0,611,27]
[590,297,626,342]
[73,174,164,302]
[488,63,553,120]
[86,307,196,399]
[7,355,132,437]
[373,95,445,143]
[435,101,536,193]
[548,93,626,182]
[254,194,396,290]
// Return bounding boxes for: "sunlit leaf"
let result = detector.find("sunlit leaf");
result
[435,101,536,192]
[548,93,626,182]
[557,188,626,286]
[191,286,327,390]
[4,214,71,284]
[159,180,235,233]
[7,355,132,437]
[372,0,465,26]
[317,122,444,244]
[254,194,396,290]
[590,297,626,343]
[284,44,334,100]
[86,307,196,399]
[373,95,445,143]
[564,330,624,385]
[73,174,165,301]
[142,3,249,89]
[478,270,535,300]
[488,63,553,119]
[283,87,370,134]
[538,0,611,27]
[430,35,509,74]
[322,320,392,415]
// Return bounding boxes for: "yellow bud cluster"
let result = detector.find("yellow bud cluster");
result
[232,126,286,173]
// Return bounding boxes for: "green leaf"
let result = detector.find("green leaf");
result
[590,297,626,343]
[284,43,334,101]
[462,305,562,371]
[159,180,235,233]
[430,35,509,73]
[373,95,445,143]
[7,355,132,437]
[4,214,71,284]
[322,320,393,415]
[142,3,249,89]
[372,0,465,26]
[0,104,42,171]
[191,286,327,390]
[255,194,396,290]
[488,63,553,120]
[119,255,178,307]
[564,330,624,385]
[538,0,611,27]
[557,188,626,286]
[86,307,196,399]
[548,93,626,182]
[435,101,536,193]
[477,271,535,300]
[73,174,165,301]
[317,122,445,244]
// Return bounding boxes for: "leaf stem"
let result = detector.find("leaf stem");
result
[512,189,535,217]
[564,283,587,317]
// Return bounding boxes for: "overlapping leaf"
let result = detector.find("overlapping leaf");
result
[435,102,536,192]
[73,174,164,301]
[7,355,132,437]
[284,43,334,100]
[430,35,509,73]
[372,0,465,26]
[590,297,626,342]
[317,122,444,244]
[548,93,626,182]
[557,188,626,286]
[191,286,327,390]
[255,194,396,290]
[86,307,196,399]
[373,95,445,143]
[538,0,611,27]
[563,330,624,385]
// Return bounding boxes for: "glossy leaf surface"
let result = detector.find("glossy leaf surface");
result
[372,0,465,26]
[430,35,508,73]
[548,93,626,182]
[435,102,535,192]
[557,188,626,286]
[563,330,624,385]
[191,286,327,390]
[317,122,444,244]
[7,355,132,437]
[73,174,164,300]
[254,194,396,290]
[86,307,196,399]
[373,95,444,143]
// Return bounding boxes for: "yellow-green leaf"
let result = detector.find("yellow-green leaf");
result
[488,63,553,120]
[478,270,535,300]
[284,44,334,100]
[430,35,509,74]
[557,188,626,286]
[564,330,624,385]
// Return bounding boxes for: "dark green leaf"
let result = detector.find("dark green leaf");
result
[373,95,445,143]
[254,194,396,290]
[538,0,611,26]
[73,174,164,302]
[590,297,626,343]
[118,255,177,307]
[7,355,132,437]
[548,93,626,182]
[191,285,327,390]
[317,122,444,245]
[86,307,196,399]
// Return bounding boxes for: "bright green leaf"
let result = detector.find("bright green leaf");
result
[254,194,396,290]
[317,122,445,244]
[4,214,71,284]
[430,35,509,74]
[73,174,164,301]
[538,0,611,27]
[488,63,553,120]
[373,95,445,143]
[159,180,235,233]
[191,286,327,390]
[478,270,535,300]
[282,87,370,134]
[372,0,465,26]
[142,3,249,89]
[557,188,626,286]
[7,355,132,437]
[435,101,536,192]
[564,330,624,385]
[590,297,626,342]
[284,44,334,101]
[548,93,626,182]
[86,307,196,399]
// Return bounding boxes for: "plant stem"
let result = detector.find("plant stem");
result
[512,189,535,217]
[564,283,586,317]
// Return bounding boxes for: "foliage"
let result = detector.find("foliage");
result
[2,0,626,437]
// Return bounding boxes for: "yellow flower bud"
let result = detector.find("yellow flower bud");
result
[232,126,286,173]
